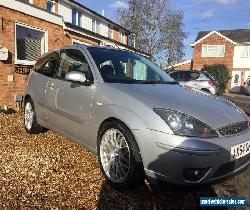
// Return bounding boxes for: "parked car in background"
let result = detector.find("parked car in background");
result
[24,45,250,189]
[244,78,250,95]
[169,70,219,95]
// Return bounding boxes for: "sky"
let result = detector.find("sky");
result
[78,0,250,61]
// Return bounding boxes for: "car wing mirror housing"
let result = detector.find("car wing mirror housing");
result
[65,71,87,84]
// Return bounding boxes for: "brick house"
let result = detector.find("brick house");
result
[0,0,148,106]
[191,29,250,92]
[170,59,193,71]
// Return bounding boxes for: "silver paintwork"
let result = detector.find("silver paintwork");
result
[25,44,250,185]
[100,128,130,183]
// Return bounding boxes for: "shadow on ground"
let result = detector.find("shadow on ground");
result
[96,181,228,210]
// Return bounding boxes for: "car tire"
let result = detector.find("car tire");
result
[97,120,145,189]
[24,98,44,134]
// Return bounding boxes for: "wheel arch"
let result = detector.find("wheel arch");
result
[97,117,144,161]
[24,94,31,102]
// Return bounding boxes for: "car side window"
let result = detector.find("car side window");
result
[179,72,193,81]
[35,54,59,77]
[56,49,92,80]
[170,72,180,81]
[190,72,201,80]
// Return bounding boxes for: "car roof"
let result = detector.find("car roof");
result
[170,70,201,74]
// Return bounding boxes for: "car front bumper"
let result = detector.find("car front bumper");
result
[133,128,250,186]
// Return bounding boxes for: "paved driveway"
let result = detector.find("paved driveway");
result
[0,112,249,209]
[223,93,250,115]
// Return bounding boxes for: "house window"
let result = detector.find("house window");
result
[92,20,100,34]
[15,24,47,64]
[201,45,225,57]
[120,32,126,44]
[78,12,82,27]
[108,27,113,39]
[47,1,55,13]
[72,8,77,25]
[241,46,250,57]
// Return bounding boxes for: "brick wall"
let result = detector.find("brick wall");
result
[67,32,100,46]
[175,61,192,70]
[113,27,120,43]
[192,33,235,72]
[33,0,46,9]
[0,6,67,106]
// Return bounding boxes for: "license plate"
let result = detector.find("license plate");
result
[230,141,250,160]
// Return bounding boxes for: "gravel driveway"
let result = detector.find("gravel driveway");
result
[0,111,249,209]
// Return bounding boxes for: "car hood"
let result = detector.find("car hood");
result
[106,83,247,129]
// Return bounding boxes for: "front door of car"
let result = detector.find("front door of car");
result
[46,48,95,144]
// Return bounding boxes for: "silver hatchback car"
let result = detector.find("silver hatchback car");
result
[24,45,250,189]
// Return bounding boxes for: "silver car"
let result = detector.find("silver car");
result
[24,45,250,189]
[169,70,219,95]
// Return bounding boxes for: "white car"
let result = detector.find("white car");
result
[169,70,219,95]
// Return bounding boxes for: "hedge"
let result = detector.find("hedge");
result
[202,64,230,94]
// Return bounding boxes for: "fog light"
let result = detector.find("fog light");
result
[183,168,210,182]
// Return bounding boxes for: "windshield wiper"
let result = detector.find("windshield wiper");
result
[137,80,178,84]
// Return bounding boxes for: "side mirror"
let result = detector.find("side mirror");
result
[65,71,86,83]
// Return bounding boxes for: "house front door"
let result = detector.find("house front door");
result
[231,71,241,92]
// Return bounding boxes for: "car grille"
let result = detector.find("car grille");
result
[218,121,249,136]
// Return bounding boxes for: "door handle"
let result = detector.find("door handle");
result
[49,83,55,90]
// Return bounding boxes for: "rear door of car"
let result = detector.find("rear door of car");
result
[45,48,95,144]
[29,53,59,122]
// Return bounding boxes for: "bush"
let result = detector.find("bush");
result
[202,64,230,94]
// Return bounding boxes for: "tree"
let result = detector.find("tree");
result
[115,0,186,66]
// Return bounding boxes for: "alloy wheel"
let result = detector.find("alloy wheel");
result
[100,128,131,183]
[24,102,34,130]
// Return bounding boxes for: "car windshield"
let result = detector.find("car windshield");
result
[88,47,176,84]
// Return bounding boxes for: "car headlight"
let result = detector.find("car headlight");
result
[153,108,218,138]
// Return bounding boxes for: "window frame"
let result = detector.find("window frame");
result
[72,8,78,26]
[15,22,48,65]
[56,49,93,82]
[92,19,100,34]
[119,31,126,44]
[34,52,60,78]
[201,45,225,58]
[78,11,83,27]
[47,0,55,13]
[241,46,250,58]
[108,27,113,39]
